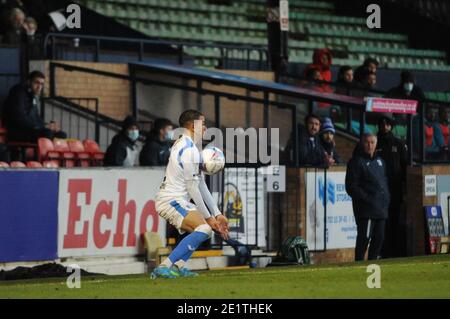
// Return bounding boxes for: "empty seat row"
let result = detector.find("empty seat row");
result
[0,161,59,168]
[38,138,105,168]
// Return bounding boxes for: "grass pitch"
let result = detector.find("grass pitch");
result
[1,255,449,299]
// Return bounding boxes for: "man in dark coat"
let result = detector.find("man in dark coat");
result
[346,133,390,261]
[2,71,67,142]
[104,116,140,167]
[376,115,408,257]
[298,114,334,167]
[140,118,173,166]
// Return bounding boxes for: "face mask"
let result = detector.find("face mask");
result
[128,129,139,142]
[404,83,414,93]
[164,130,174,141]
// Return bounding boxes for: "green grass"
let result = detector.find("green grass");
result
[1,255,450,299]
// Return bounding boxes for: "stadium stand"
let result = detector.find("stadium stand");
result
[76,0,450,71]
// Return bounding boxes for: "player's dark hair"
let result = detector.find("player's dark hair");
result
[179,109,203,128]
[28,70,45,81]
[304,113,321,125]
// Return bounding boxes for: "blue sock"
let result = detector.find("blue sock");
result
[168,231,209,265]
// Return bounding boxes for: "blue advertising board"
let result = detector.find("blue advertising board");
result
[0,171,59,262]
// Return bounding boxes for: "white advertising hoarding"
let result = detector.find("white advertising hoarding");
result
[306,171,357,250]
[221,167,266,247]
[58,169,166,257]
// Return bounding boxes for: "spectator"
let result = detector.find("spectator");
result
[319,117,341,164]
[3,7,25,44]
[354,57,379,85]
[345,133,390,261]
[335,65,354,96]
[310,48,333,82]
[376,114,408,258]
[424,107,444,157]
[385,71,426,112]
[104,116,140,167]
[23,16,40,60]
[298,114,334,167]
[354,70,377,98]
[2,70,67,142]
[303,66,334,117]
[140,118,173,166]
[434,106,450,154]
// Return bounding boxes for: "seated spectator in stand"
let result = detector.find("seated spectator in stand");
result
[104,116,140,167]
[434,106,449,154]
[3,8,25,44]
[424,107,444,157]
[335,65,354,96]
[23,16,40,59]
[2,71,67,142]
[303,67,334,118]
[298,114,334,167]
[385,71,426,113]
[354,70,377,98]
[319,117,341,164]
[354,57,378,85]
[309,48,333,82]
[386,71,425,100]
[140,118,173,166]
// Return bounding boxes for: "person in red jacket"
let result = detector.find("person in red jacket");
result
[304,48,333,83]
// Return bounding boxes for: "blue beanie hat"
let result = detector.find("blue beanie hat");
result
[321,117,335,134]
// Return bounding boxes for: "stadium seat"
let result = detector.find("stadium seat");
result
[26,161,43,168]
[53,139,76,168]
[0,161,9,167]
[10,161,26,168]
[38,138,61,163]
[42,160,60,168]
[68,140,91,167]
[83,139,105,166]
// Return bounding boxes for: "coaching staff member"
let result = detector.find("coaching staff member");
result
[346,133,390,261]
[377,114,408,258]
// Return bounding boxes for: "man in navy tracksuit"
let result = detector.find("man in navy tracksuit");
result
[345,133,390,261]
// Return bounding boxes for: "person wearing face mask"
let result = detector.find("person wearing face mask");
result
[104,116,140,167]
[385,71,426,110]
[139,118,173,166]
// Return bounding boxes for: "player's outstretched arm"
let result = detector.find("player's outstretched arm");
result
[199,177,229,239]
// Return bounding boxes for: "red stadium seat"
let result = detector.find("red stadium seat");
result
[68,140,91,167]
[42,160,59,168]
[53,139,76,167]
[10,161,26,168]
[83,139,104,166]
[0,161,9,167]
[38,138,61,163]
[26,161,43,168]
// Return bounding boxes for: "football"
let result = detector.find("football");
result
[201,147,225,175]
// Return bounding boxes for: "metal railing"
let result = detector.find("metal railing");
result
[43,33,270,70]
[42,96,122,150]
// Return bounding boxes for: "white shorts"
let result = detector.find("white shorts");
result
[155,197,197,234]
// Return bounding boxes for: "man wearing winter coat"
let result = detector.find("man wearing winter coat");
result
[345,133,390,261]
[376,115,408,257]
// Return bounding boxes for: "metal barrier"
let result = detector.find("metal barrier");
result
[43,33,270,71]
